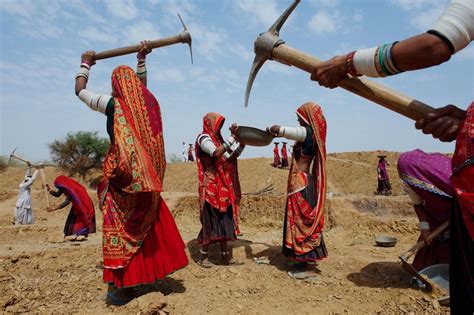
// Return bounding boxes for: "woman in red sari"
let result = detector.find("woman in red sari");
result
[272,142,281,167]
[46,175,96,241]
[268,102,328,279]
[75,44,188,305]
[195,113,245,267]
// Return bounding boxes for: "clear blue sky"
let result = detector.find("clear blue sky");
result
[1,0,473,161]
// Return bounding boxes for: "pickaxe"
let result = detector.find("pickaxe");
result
[9,147,51,208]
[93,14,193,64]
[244,0,457,123]
[398,220,449,291]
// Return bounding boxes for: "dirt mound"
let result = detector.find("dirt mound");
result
[0,151,451,313]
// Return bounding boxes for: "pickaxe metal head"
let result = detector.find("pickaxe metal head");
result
[177,13,193,64]
[8,147,18,165]
[244,0,300,107]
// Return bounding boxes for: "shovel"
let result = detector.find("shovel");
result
[399,220,449,291]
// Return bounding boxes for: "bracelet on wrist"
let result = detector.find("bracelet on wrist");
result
[419,221,430,230]
[345,51,360,77]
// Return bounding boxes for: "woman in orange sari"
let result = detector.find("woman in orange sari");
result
[268,102,328,279]
[75,44,188,305]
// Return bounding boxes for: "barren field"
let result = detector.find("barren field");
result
[0,152,449,314]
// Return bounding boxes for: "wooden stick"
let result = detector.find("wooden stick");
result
[94,33,187,61]
[399,220,449,261]
[39,169,50,208]
[272,45,457,122]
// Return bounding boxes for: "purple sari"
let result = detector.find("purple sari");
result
[397,149,453,270]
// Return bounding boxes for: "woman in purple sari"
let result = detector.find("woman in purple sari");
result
[376,156,392,195]
[397,149,453,271]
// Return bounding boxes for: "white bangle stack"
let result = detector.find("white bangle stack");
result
[419,221,430,231]
[75,64,90,81]
[136,59,146,78]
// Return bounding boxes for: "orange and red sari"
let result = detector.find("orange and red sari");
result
[283,102,327,261]
[449,102,474,313]
[99,66,187,287]
[195,113,239,243]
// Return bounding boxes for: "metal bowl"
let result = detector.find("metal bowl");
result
[375,236,398,247]
[415,264,449,304]
[236,126,274,147]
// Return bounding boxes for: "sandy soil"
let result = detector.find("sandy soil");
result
[0,153,449,314]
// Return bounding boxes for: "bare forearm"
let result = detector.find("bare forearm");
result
[392,34,451,71]
[75,77,87,96]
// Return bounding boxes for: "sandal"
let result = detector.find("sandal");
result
[198,249,215,268]
[105,285,135,306]
[287,270,320,280]
[221,251,243,266]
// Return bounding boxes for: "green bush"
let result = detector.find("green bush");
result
[49,131,109,178]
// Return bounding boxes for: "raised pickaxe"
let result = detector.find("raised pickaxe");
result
[244,0,458,123]
[398,220,449,291]
[94,13,193,64]
[9,147,51,208]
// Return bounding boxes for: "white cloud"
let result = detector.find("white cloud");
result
[79,27,118,44]
[104,0,138,19]
[409,5,445,30]
[188,22,228,60]
[122,21,161,45]
[0,0,64,38]
[161,0,197,18]
[309,0,339,8]
[454,46,474,61]
[235,0,280,27]
[391,0,446,11]
[308,10,340,34]
[232,43,254,62]
[153,68,186,82]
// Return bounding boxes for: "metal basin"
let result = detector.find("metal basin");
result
[375,236,397,247]
[236,126,274,147]
[415,264,450,305]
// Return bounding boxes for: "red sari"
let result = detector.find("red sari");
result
[99,66,188,287]
[195,113,239,243]
[53,175,96,236]
[273,144,281,167]
[284,102,327,260]
[449,102,474,313]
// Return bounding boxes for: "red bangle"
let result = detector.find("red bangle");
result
[346,51,360,77]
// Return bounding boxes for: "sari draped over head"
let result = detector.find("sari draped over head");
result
[378,159,389,180]
[451,103,474,239]
[99,65,166,269]
[285,102,327,255]
[54,175,96,235]
[195,113,238,229]
[397,149,453,227]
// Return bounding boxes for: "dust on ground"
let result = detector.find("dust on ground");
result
[0,152,449,314]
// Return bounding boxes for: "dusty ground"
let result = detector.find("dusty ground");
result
[0,152,449,314]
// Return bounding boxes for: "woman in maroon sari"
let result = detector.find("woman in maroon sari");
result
[46,175,96,241]
[397,149,452,271]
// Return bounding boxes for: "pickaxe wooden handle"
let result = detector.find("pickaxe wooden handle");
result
[399,220,449,261]
[93,14,193,63]
[244,0,460,125]
[39,169,50,208]
[273,46,436,121]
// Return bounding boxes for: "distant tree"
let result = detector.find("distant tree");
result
[167,153,181,163]
[49,131,109,178]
